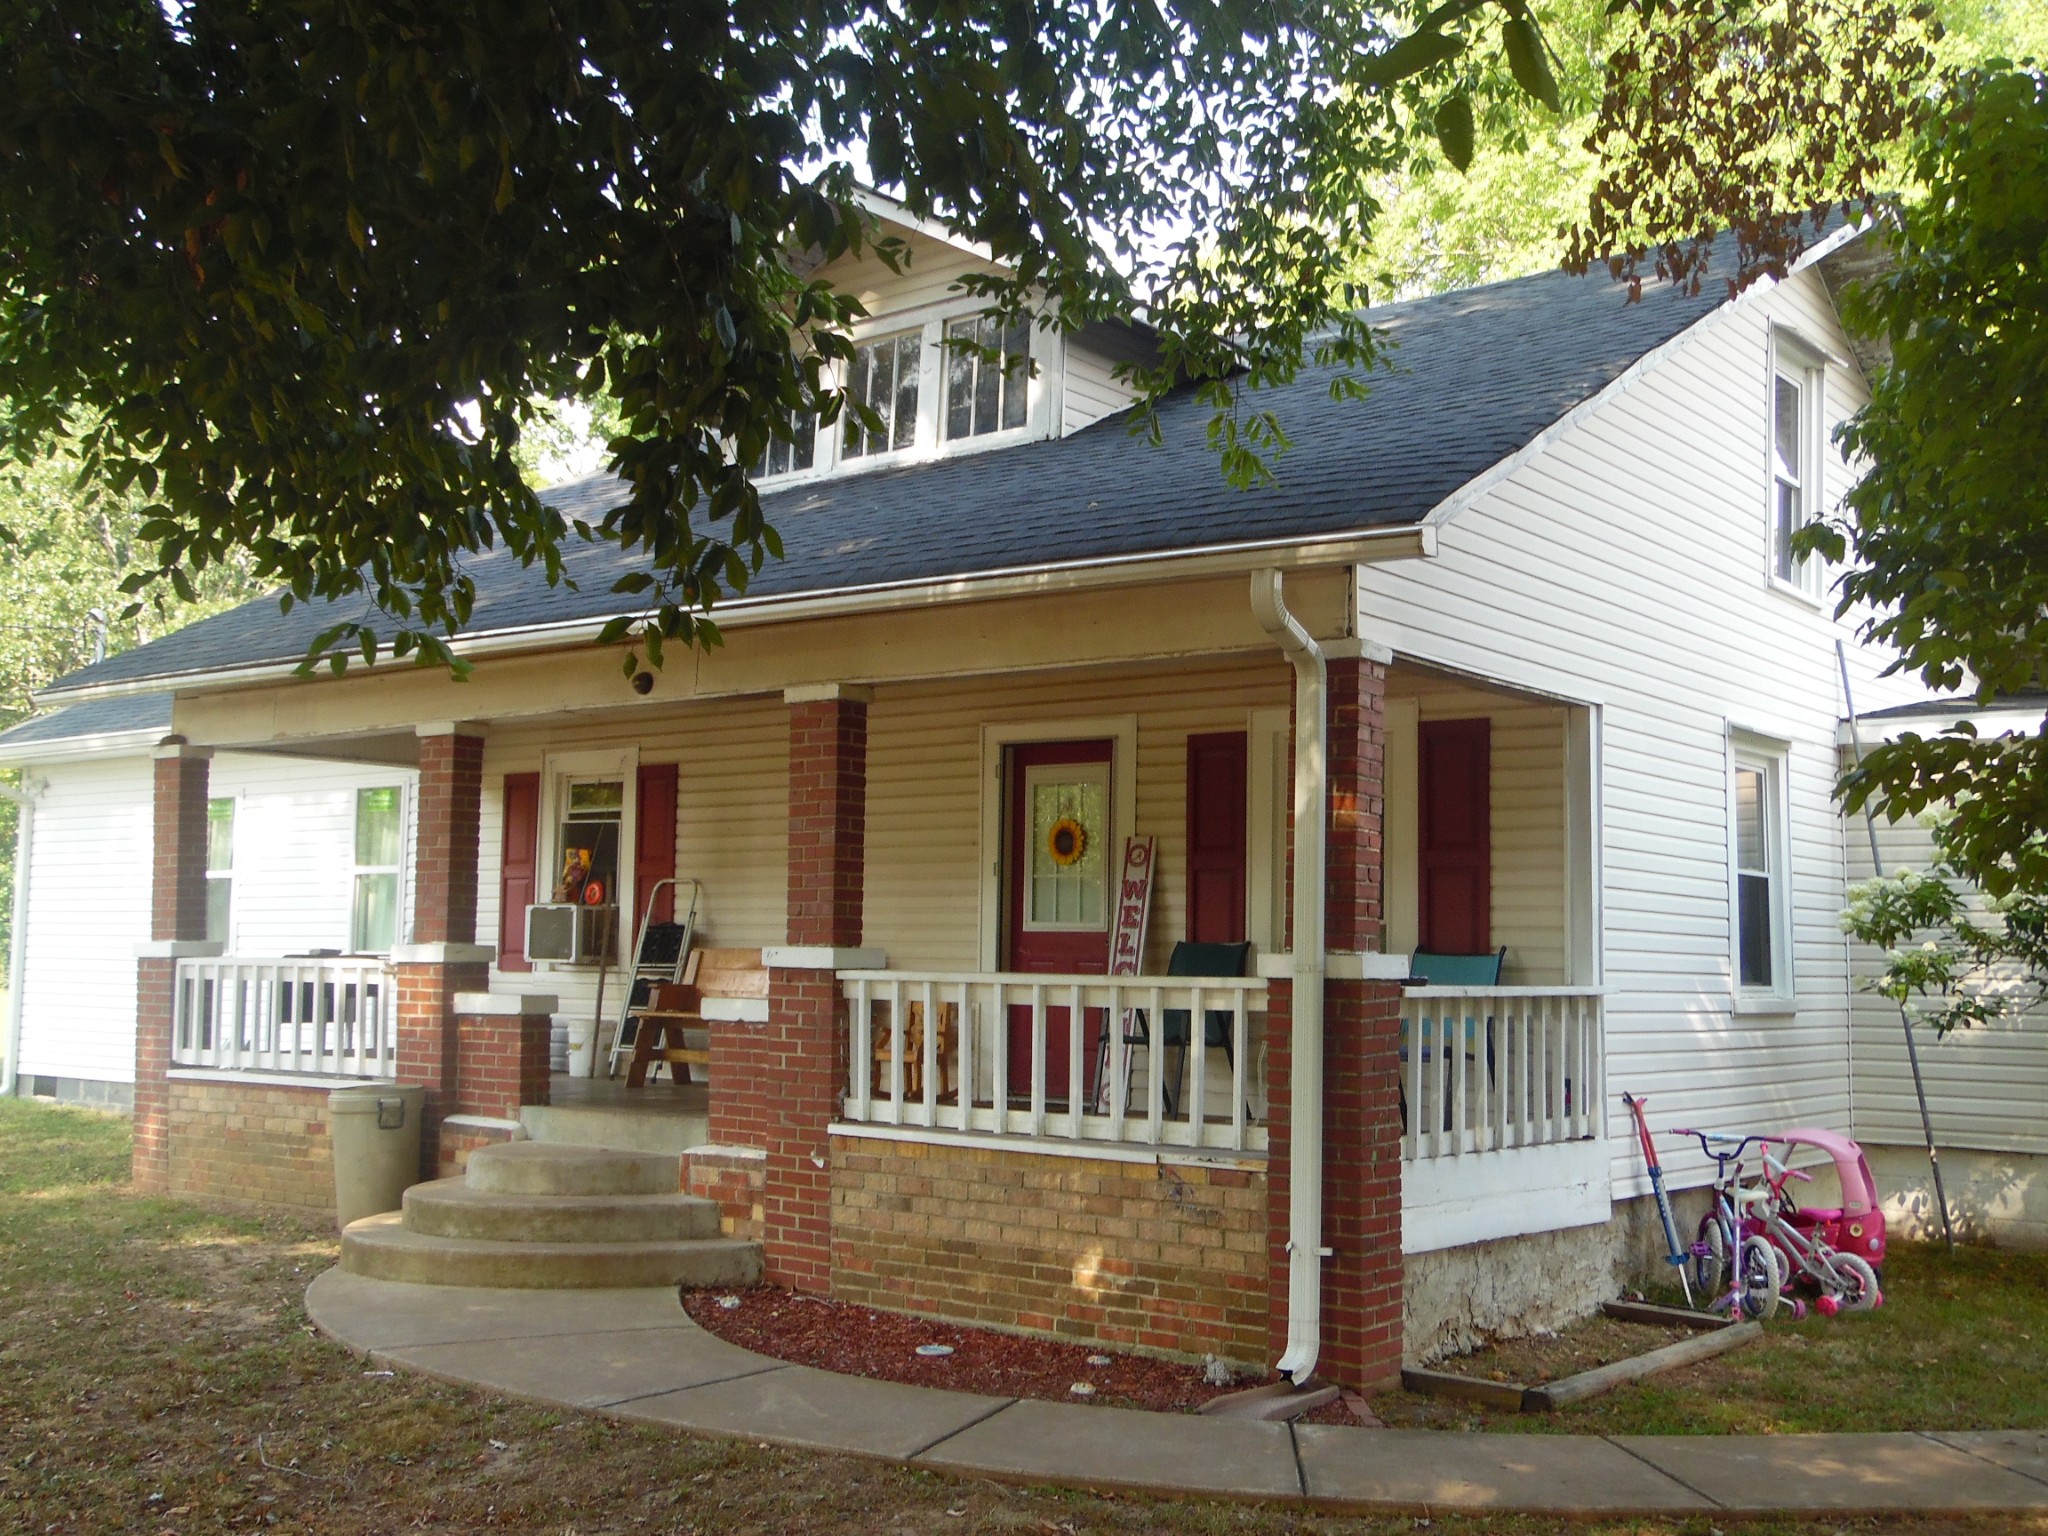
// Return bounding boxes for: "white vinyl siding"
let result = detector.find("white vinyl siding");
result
[1060,342,1144,436]
[1353,265,1918,1199]
[15,756,154,1086]
[1846,797,2048,1156]
[12,751,418,1090]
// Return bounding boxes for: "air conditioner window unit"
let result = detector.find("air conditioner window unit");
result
[525,903,616,964]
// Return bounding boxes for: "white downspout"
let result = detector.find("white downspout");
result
[1250,569,1327,1385]
[1,776,39,1098]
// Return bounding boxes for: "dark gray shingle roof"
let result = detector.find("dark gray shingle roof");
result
[0,694,173,753]
[42,258,1732,698]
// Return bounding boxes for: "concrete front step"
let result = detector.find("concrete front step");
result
[403,1178,723,1245]
[464,1140,681,1197]
[519,1102,709,1157]
[340,1212,763,1289]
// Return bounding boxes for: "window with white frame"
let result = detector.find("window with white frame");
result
[944,314,1030,441]
[753,409,819,479]
[350,786,405,952]
[1729,737,1793,1002]
[1769,331,1825,593]
[842,330,923,460]
[204,797,234,946]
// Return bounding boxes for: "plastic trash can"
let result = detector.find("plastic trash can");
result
[328,1083,425,1230]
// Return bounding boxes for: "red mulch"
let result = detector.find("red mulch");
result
[682,1284,1372,1425]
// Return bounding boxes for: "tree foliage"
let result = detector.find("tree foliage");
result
[1805,68,2048,897]
[0,0,1956,677]
[1793,66,2048,1032]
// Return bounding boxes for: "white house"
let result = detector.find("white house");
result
[0,696,420,1108]
[13,205,2003,1384]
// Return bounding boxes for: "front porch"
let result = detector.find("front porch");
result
[138,602,1612,1386]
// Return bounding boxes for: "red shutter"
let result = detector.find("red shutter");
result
[634,763,679,928]
[1418,718,1491,953]
[1186,731,1249,944]
[498,771,541,973]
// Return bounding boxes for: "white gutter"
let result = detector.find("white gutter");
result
[1249,569,1327,1385]
[33,524,1435,708]
[0,776,39,1098]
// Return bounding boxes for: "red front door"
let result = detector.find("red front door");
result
[1005,740,1114,1101]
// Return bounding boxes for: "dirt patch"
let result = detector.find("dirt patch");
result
[1431,1314,1700,1386]
[683,1284,1376,1423]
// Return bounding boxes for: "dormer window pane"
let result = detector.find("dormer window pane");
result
[845,331,921,459]
[754,411,817,478]
[945,315,1030,440]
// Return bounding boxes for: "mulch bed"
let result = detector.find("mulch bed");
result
[682,1284,1372,1424]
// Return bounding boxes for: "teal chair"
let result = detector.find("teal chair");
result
[1401,948,1505,1131]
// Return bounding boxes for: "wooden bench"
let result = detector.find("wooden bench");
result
[870,998,959,1101]
[625,948,765,1087]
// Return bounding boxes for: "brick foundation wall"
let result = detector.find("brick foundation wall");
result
[166,1077,335,1216]
[831,1136,1270,1365]
[685,1147,766,1240]
[134,958,175,1193]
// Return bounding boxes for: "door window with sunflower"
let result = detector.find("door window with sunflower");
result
[1024,763,1109,930]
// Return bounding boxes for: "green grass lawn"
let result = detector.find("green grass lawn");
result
[1,1097,2043,1536]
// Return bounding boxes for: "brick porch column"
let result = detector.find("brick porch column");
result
[133,740,218,1193]
[393,723,491,1179]
[760,684,875,1292]
[1265,644,1406,1391]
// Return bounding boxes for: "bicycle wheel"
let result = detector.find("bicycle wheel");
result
[1737,1232,1782,1321]
[1691,1213,1728,1302]
[1834,1252,1882,1312]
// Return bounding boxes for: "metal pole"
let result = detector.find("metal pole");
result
[1837,640,1955,1250]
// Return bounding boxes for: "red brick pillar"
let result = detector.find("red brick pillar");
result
[394,723,491,1179]
[133,741,217,1193]
[1320,652,1405,1389]
[1264,646,1405,1391]
[453,992,558,1118]
[760,685,873,1291]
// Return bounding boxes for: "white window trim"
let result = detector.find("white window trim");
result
[204,793,238,952]
[538,746,639,970]
[1246,705,1292,958]
[751,298,1063,489]
[1726,728,1796,1012]
[976,716,1138,972]
[1766,323,1828,605]
[348,783,411,955]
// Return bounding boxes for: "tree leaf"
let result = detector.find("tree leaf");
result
[1502,16,1561,113]
[1435,94,1476,172]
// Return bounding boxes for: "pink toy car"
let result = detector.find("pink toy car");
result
[1768,1127,1887,1274]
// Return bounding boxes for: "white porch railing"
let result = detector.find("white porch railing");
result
[172,957,396,1078]
[838,970,1269,1153]
[1400,986,1603,1161]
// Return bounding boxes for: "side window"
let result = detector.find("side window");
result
[842,330,922,459]
[350,786,405,953]
[944,314,1030,441]
[1730,739,1793,1002]
[1769,333,1825,593]
[204,797,234,946]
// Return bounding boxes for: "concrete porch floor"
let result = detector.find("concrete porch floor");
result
[519,1073,712,1155]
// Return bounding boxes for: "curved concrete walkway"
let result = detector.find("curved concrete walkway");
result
[307,1269,2048,1516]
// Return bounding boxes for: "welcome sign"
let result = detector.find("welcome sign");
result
[1108,835,1156,977]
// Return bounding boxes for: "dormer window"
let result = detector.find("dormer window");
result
[944,314,1030,440]
[754,410,818,478]
[843,330,922,460]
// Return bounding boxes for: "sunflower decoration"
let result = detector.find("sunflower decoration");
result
[1046,816,1088,867]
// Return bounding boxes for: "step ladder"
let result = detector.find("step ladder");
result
[604,877,702,1081]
